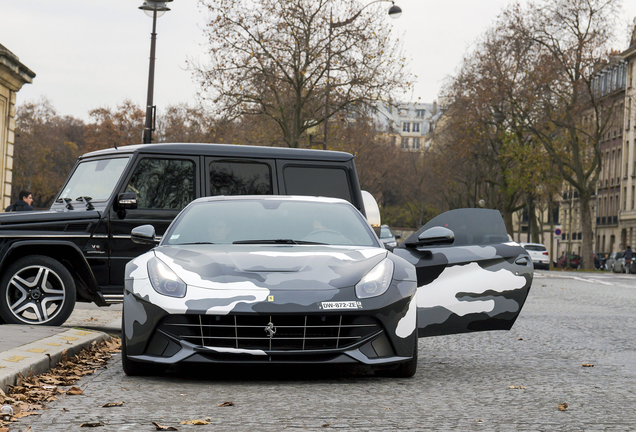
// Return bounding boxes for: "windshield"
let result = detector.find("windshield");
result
[165,199,378,247]
[58,158,130,202]
[380,226,394,239]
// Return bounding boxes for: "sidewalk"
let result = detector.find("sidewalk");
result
[0,324,113,392]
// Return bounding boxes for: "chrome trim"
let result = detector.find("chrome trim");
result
[102,294,124,304]
[91,234,108,239]
[112,235,131,239]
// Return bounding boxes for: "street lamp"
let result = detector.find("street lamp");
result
[323,1,401,150]
[139,0,172,144]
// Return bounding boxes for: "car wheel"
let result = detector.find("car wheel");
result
[0,255,76,326]
[121,315,164,376]
[376,336,418,378]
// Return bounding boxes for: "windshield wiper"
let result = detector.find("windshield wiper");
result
[178,242,215,245]
[233,239,326,245]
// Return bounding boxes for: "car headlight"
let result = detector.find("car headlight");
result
[356,258,394,299]
[148,257,187,298]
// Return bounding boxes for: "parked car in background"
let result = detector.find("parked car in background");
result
[379,225,401,251]
[594,252,609,270]
[520,242,550,270]
[607,251,625,273]
[556,252,582,269]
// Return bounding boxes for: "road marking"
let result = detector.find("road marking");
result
[26,348,47,353]
[534,272,634,288]
[61,337,78,341]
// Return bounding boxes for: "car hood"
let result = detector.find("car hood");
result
[152,244,388,291]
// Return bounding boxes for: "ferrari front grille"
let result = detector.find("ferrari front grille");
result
[158,314,382,352]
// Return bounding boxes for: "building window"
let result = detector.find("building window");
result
[413,123,420,133]
[624,187,627,210]
[412,138,420,150]
[401,137,409,149]
[402,122,410,132]
[415,109,425,117]
[632,186,635,210]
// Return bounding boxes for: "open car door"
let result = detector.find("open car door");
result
[392,209,533,338]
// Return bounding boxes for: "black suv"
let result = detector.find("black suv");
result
[0,143,377,325]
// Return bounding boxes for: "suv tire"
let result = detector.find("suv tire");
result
[0,255,76,326]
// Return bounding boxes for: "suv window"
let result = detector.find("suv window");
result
[125,158,195,209]
[283,166,352,202]
[209,160,272,196]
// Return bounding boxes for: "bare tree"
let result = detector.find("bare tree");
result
[192,0,410,148]
[504,0,621,269]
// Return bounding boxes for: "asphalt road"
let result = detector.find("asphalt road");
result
[15,270,636,431]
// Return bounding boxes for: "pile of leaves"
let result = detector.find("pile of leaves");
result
[0,338,120,431]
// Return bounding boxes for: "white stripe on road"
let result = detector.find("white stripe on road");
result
[533,272,634,288]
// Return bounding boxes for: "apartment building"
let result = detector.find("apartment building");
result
[0,44,35,209]
[374,101,444,151]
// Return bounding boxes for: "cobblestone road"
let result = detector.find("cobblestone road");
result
[14,271,636,431]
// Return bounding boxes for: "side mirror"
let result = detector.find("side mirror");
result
[405,226,455,248]
[361,190,381,237]
[131,224,158,245]
[117,192,138,210]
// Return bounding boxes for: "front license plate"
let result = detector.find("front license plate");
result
[320,301,362,310]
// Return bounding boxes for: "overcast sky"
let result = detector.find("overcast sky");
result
[2,0,636,121]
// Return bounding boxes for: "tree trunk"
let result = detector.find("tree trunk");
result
[579,190,595,270]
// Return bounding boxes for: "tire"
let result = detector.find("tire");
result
[0,255,76,326]
[376,336,418,378]
[121,315,164,376]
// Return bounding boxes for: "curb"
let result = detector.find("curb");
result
[0,328,109,392]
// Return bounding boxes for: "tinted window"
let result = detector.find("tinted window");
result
[380,226,394,239]
[406,209,509,246]
[283,166,352,202]
[59,157,130,202]
[126,158,194,209]
[209,160,272,196]
[524,245,546,252]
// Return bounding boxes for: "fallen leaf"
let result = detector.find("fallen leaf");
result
[517,338,523,340]
[322,422,332,427]
[558,403,568,411]
[205,417,211,422]
[66,387,83,395]
[100,402,124,408]
[80,421,104,427]
[582,364,594,367]
[476,419,484,423]
[13,412,40,419]
[152,421,178,431]
[217,401,234,407]
[180,420,208,425]
[84,317,98,322]
[508,385,526,389]
[0,428,9,432]
[62,408,69,412]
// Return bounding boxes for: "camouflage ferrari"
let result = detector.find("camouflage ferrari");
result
[121,196,533,377]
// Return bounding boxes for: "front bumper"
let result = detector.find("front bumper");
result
[123,280,417,367]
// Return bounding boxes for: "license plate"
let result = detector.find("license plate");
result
[320,301,362,310]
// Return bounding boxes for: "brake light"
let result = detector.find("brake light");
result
[542,252,549,255]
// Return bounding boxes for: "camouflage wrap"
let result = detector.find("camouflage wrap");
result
[123,246,418,366]
[393,242,533,337]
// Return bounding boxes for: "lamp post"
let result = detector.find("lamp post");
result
[139,0,172,144]
[323,1,402,150]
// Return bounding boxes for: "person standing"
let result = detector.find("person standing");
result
[625,245,633,274]
[5,191,34,212]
